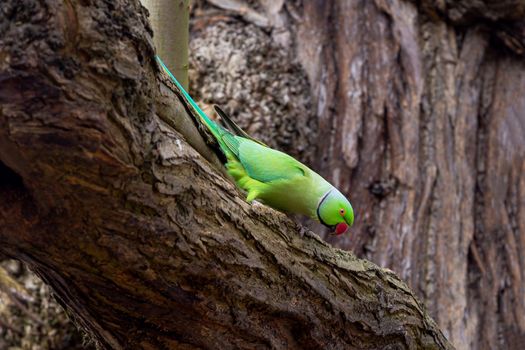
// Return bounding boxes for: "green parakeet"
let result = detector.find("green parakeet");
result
[157,56,354,235]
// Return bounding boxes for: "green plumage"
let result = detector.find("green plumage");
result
[157,56,354,233]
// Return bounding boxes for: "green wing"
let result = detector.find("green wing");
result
[212,105,305,183]
[221,133,241,158]
[236,138,305,183]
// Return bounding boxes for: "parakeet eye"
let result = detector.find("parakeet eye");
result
[339,208,345,216]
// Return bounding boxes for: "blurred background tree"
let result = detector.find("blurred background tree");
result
[142,0,190,89]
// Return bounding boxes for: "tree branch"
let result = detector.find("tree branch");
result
[0,0,451,348]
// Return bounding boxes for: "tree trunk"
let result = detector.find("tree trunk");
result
[141,0,190,89]
[295,2,525,349]
[0,1,450,349]
[187,1,525,349]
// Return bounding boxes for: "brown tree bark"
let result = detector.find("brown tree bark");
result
[259,1,525,349]
[299,3,525,349]
[187,1,525,349]
[0,1,451,349]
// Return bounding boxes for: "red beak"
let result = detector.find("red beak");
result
[335,222,348,235]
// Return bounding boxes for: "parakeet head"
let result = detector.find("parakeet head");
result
[316,189,354,235]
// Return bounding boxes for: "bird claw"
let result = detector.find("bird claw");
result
[299,226,308,238]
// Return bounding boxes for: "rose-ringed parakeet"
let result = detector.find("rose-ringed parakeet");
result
[157,56,354,235]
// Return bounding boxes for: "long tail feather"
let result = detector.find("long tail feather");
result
[155,55,222,141]
[213,105,267,147]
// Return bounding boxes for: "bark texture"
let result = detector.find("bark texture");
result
[188,1,525,349]
[0,0,451,349]
[294,3,525,349]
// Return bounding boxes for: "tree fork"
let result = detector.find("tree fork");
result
[0,0,451,349]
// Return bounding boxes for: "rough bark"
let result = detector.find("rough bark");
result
[294,2,525,349]
[257,1,525,349]
[188,1,525,349]
[0,1,450,349]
